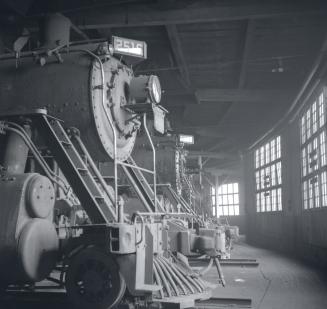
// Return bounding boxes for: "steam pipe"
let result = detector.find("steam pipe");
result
[3,125,30,174]
[143,113,157,211]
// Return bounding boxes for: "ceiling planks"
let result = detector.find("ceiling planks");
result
[72,2,327,29]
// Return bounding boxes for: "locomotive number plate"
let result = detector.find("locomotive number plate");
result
[112,36,147,59]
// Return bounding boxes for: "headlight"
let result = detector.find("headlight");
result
[149,75,162,104]
[129,75,162,104]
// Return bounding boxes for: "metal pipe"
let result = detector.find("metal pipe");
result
[197,257,214,276]
[153,258,172,297]
[5,124,69,194]
[7,121,69,189]
[132,212,144,245]
[193,276,205,291]
[214,257,226,287]
[153,261,165,299]
[118,161,155,174]
[171,256,203,293]
[158,256,187,295]
[156,258,179,296]
[121,164,154,213]
[169,262,195,294]
[143,113,157,211]
[118,197,124,223]
[3,125,30,174]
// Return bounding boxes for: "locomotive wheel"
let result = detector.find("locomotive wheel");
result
[65,247,126,309]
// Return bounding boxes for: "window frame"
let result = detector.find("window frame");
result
[212,183,240,216]
[300,87,327,210]
[254,135,283,213]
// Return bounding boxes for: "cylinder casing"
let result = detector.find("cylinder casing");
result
[0,173,58,283]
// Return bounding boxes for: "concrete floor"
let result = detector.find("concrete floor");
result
[1,241,327,309]
[206,240,327,309]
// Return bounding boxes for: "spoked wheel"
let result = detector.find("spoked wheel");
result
[65,247,126,309]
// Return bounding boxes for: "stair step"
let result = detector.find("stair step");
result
[60,140,72,147]
[77,167,88,175]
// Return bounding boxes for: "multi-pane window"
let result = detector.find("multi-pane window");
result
[301,88,327,210]
[255,136,282,212]
[211,183,240,216]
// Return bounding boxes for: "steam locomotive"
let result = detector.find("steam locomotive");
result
[0,14,225,309]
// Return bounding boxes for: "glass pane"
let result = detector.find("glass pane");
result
[276,136,281,159]
[303,181,308,210]
[321,172,327,207]
[301,116,306,144]
[256,193,261,212]
[265,143,270,164]
[261,192,266,212]
[260,146,265,166]
[234,183,239,193]
[312,101,317,134]
[302,148,307,177]
[271,139,276,161]
[306,109,311,140]
[234,194,239,205]
[255,149,259,169]
[319,92,325,127]
[320,130,326,167]
[271,189,276,211]
[234,205,240,215]
[277,188,282,211]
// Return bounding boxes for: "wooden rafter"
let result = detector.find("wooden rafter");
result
[71,2,327,29]
[166,24,191,88]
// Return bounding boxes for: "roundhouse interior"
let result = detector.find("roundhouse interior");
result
[0,1,327,309]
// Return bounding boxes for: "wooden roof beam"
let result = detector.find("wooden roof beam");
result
[166,24,191,88]
[195,88,291,103]
[71,2,327,29]
[238,19,255,88]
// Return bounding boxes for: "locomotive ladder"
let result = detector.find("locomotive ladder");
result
[159,184,200,219]
[32,112,118,224]
[121,156,164,213]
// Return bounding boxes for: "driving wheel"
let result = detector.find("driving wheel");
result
[65,247,126,309]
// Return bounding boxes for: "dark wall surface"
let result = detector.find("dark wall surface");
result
[243,81,327,267]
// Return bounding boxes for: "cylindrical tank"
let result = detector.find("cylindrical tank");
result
[0,48,138,161]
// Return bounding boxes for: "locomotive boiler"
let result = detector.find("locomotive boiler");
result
[0,14,223,309]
